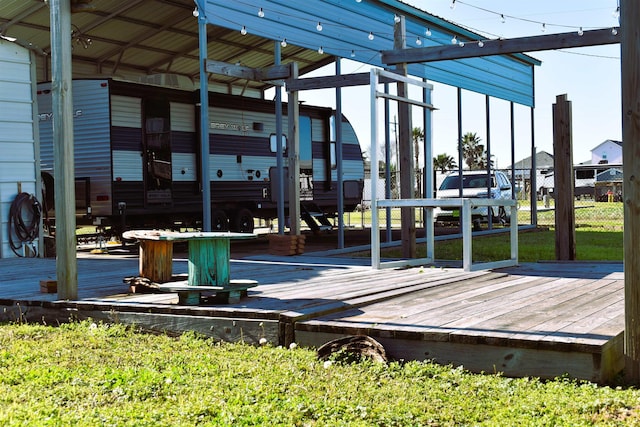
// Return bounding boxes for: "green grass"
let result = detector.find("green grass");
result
[1,321,639,426]
[371,228,623,263]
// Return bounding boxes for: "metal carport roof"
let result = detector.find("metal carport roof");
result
[1,0,539,105]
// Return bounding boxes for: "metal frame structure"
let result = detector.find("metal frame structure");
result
[369,68,518,271]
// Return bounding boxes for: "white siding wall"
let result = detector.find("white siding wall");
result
[0,40,38,258]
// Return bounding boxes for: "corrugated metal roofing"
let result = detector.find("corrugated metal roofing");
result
[0,0,539,105]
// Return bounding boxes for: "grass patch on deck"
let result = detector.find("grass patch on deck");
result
[0,321,638,426]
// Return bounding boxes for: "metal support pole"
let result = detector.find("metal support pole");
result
[335,59,344,248]
[197,3,211,231]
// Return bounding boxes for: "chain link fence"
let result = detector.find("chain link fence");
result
[347,166,624,233]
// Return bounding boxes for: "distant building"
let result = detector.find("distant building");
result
[591,139,622,165]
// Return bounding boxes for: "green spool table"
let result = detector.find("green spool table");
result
[123,230,257,304]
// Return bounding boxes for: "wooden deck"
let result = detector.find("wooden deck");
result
[0,251,624,383]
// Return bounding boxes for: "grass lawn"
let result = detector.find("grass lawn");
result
[371,228,623,263]
[1,321,639,426]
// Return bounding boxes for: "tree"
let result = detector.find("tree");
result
[433,153,456,173]
[461,132,494,170]
[412,127,424,196]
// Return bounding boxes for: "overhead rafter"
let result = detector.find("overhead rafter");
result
[382,28,620,65]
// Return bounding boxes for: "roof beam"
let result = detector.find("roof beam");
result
[206,59,291,81]
[286,71,402,91]
[382,28,620,65]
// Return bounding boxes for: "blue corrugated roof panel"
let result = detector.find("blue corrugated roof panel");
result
[203,0,538,107]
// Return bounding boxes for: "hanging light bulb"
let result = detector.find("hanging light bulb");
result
[578,27,584,36]
[316,21,323,31]
[355,0,362,3]
[478,40,484,47]
[318,46,324,54]
[415,36,422,46]
[368,31,374,41]
[500,14,505,23]
[281,38,287,47]
[458,41,465,47]
[450,0,456,10]
[394,14,401,24]
[350,50,356,57]
[612,27,618,35]
[541,23,546,32]
[258,7,264,18]
[425,28,431,37]
[240,25,247,35]
[451,35,457,44]
[192,7,199,17]
[613,6,620,19]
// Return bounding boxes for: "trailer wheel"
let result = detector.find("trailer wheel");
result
[233,208,254,233]
[212,209,229,231]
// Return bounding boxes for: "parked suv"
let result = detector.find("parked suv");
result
[434,170,513,226]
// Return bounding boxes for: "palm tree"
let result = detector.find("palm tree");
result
[412,127,424,196]
[433,153,456,174]
[461,132,485,170]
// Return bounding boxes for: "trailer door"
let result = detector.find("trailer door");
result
[299,116,312,200]
[143,98,172,205]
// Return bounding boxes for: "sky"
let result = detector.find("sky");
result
[295,0,622,168]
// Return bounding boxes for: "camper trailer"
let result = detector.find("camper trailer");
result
[37,79,364,234]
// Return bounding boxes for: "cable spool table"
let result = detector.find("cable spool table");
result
[123,230,258,304]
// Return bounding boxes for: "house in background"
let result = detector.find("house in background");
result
[591,139,622,165]
[508,150,554,198]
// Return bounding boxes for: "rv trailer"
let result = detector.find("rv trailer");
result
[37,79,365,234]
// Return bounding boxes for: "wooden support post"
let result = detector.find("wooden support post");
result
[394,16,416,258]
[50,0,78,299]
[552,94,575,260]
[621,0,640,384]
[287,62,301,236]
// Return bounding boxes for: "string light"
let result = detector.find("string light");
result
[578,27,583,36]
[613,6,620,19]
[350,50,356,57]
[612,27,618,35]
[318,46,324,54]
[451,35,457,44]
[258,7,264,18]
[500,14,505,24]
[458,41,465,47]
[450,0,456,10]
[415,36,422,46]
[478,40,484,47]
[368,31,374,41]
[425,28,431,37]
[240,25,247,35]
[541,23,546,32]
[192,7,199,18]
[355,0,362,2]
[280,38,287,47]
[316,21,323,31]
[394,14,400,24]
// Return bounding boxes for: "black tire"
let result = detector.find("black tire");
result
[212,209,229,231]
[233,208,254,233]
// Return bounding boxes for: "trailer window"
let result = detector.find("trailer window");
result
[270,134,287,153]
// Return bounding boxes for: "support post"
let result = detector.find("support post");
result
[274,42,285,234]
[552,94,575,260]
[335,58,344,249]
[621,0,640,384]
[197,4,211,231]
[50,0,77,299]
[287,62,301,236]
[423,80,434,260]
[394,16,416,258]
